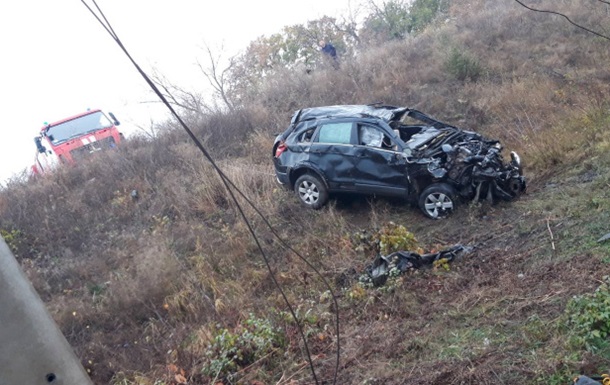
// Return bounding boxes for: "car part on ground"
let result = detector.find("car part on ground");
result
[361,245,472,287]
[573,375,607,385]
[272,104,526,218]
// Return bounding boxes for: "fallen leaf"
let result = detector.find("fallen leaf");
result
[175,373,187,384]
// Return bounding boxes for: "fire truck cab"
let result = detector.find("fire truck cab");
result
[33,109,122,174]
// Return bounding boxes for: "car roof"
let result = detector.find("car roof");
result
[290,104,454,130]
[292,105,409,124]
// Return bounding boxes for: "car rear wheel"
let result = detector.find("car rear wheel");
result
[418,183,456,219]
[294,174,328,209]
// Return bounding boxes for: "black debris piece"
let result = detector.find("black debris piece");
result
[362,245,472,286]
[573,375,604,385]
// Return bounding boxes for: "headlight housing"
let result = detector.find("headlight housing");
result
[510,151,521,167]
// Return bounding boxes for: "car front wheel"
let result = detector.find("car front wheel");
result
[418,183,456,219]
[294,174,328,209]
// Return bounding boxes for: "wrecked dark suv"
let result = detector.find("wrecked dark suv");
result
[272,104,526,219]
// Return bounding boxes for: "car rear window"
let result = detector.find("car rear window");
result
[317,123,353,144]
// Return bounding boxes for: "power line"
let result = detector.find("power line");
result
[513,0,610,42]
[79,1,341,384]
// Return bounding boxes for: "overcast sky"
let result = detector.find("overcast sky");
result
[0,0,359,185]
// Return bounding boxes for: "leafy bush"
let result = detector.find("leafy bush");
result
[376,222,418,255]
[409,0,445,33]
[565,276,610,350]
[444,47,483,81]
[0,228,37,258]
[362,1,412,41]
[203,315,285,381]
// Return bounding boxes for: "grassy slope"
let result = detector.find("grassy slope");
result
[2,1,610,384]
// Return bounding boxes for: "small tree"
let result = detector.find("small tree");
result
[360,0,447,44]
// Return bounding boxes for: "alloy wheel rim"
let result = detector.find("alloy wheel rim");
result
[298,181,319,205]
[424,193,453,218]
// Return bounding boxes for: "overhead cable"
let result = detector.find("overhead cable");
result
[513,0,610,42]
[79,1,341,384]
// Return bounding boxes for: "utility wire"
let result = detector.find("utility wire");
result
[513,0,610,42]
[80,1,340,384]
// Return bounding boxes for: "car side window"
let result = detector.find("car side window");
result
[297,128,316,143]
[358,124,396,150]
[317,122,353,144]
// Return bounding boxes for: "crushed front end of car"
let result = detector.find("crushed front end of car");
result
[396,111,526,206]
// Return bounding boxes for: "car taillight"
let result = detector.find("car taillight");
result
[275,142,287,158]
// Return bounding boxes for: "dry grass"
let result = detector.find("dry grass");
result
[2,0,610,383]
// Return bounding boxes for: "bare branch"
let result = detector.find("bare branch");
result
[330,18,361,45]
[150,72,204,114]
[196,44,236,112]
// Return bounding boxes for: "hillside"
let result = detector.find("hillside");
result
[2,1,610,384]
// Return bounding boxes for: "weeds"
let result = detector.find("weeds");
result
[566,277,610,351]
[2,1,610,383]
[376,222,419,255]
[202,315,285,382]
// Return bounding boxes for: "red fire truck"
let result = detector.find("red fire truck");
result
[33,109,122,174]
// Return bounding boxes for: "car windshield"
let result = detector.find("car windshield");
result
[404,127,441,150]
[46,111,113,144]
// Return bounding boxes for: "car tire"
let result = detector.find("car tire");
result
[294,173,328,209]
[418,183,456,219]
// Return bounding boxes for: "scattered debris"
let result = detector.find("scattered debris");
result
[573,375,607,385]
[362,245,472,286]
[597,232,610,243]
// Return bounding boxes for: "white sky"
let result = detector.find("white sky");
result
[0,0,360,185]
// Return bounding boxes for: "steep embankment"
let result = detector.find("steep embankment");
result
[1,1,610,384]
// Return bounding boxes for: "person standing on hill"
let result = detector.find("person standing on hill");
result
[319,40,339,68]
[319,40,337,59]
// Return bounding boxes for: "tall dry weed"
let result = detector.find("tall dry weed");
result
[2,0,610,382]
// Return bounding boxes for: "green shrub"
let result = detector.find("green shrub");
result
[565,276,610,351]
[409,0,445,33]
[444,47,483,81]
[203,315,285,381]
[0,228,21,252]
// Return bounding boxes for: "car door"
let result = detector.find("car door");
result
[309,120,359,190]
[352,123,409,196]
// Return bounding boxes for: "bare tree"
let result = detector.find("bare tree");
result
[150,71,212,115]
[196,44,236,112]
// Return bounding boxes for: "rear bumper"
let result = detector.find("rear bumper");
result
[273,157,290,187]
[275,171,290,187]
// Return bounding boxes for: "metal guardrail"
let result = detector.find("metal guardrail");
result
[0,236,93,385]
